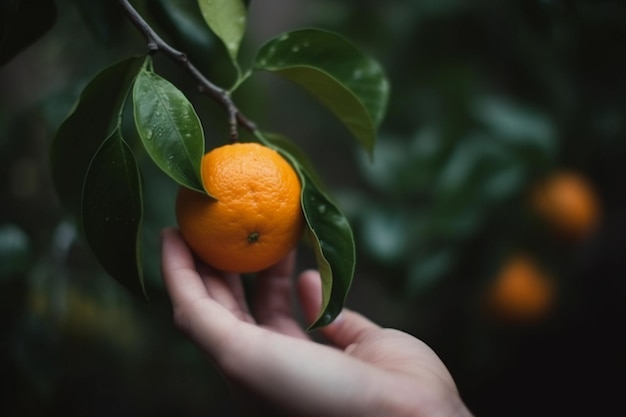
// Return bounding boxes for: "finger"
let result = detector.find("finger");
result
[199,265,255,324]
[160,227,210,307]
[160,228,239,354]
[298,269,381,349]
[252,250,307,338]
[224,272,254,320]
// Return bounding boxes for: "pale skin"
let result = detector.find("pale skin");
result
[160,227,474,417]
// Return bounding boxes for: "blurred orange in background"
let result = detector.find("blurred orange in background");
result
[484,253,556,324]
[531,170,601,242]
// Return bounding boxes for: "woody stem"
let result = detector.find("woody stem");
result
[117,0,257,141]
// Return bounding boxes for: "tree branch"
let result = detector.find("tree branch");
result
[118,0,256,141]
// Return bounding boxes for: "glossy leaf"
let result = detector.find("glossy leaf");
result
[254,29,390,155]
[256,131,324,189]
[300,171,355,329]
[82,130,146,299]
[0,0,57,66]
[256,132,355,329]
[147,0,215,68]
[51,56,145,221]
[197,0,246,62]
[133,66,206,193]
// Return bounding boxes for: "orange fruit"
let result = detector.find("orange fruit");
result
[484,253,556,323]
[175,142,304,273]
[531,170,600,241]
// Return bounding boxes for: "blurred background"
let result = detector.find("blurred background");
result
[2,0,626,415]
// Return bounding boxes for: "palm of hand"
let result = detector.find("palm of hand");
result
[161,228,470,417]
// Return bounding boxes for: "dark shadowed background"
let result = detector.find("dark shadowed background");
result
[2,0,626,416]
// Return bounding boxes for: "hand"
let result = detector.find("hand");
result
[160,227,473,417]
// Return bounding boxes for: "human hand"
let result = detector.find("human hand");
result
[160,227,473,417]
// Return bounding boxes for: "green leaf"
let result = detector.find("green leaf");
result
[82,129,146,299]
[0,0,57,66]
[147,0,216,68]
[255,130,355,329]
[197,0,246,62]
[254,29,390,155]
[70,0,125,45]
[133,66,206,193]
[407,247,456,296]
[300,171,355,329]
[51,56,145,221]
[256,131,324,189]
[0,223,31,278]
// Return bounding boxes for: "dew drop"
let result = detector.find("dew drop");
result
[318,204,327,214]
[291,45,300,53]
[278,33,290,41]
[321,312,333,324]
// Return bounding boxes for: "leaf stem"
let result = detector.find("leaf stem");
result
[229,68,253,94]
[117,0,257,141]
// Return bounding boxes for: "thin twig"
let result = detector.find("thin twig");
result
[118,0,257,141]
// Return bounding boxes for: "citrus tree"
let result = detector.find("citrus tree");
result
[1,0,389,329]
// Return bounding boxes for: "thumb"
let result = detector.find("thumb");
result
[297,270,380,349]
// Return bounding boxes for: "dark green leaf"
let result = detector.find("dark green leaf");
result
[255,131,355,329]
[147,0,216,68]
[255,131,324,189]
[300,171,355,329]
[51,56,145,221]
[0,223,31,278]
[70,0,126,45]
[132,66,206,193]
[254,29,390,155]
[473,96,557,158]
[197,0,246,62]
[407,247,456,296]
[0,0,19,50]
[0,0,56,66]
[360,205,411,264]
[82,129,146,299]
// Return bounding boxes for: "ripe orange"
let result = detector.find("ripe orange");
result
[531,170,600,241]
[484,253,556,323]
[175,142,304,273]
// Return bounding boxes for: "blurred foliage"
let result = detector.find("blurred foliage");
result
[2,0,626,416]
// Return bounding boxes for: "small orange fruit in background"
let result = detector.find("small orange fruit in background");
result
[531,170,600,241]
[176,142,304,273]
[484,253,556,324]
